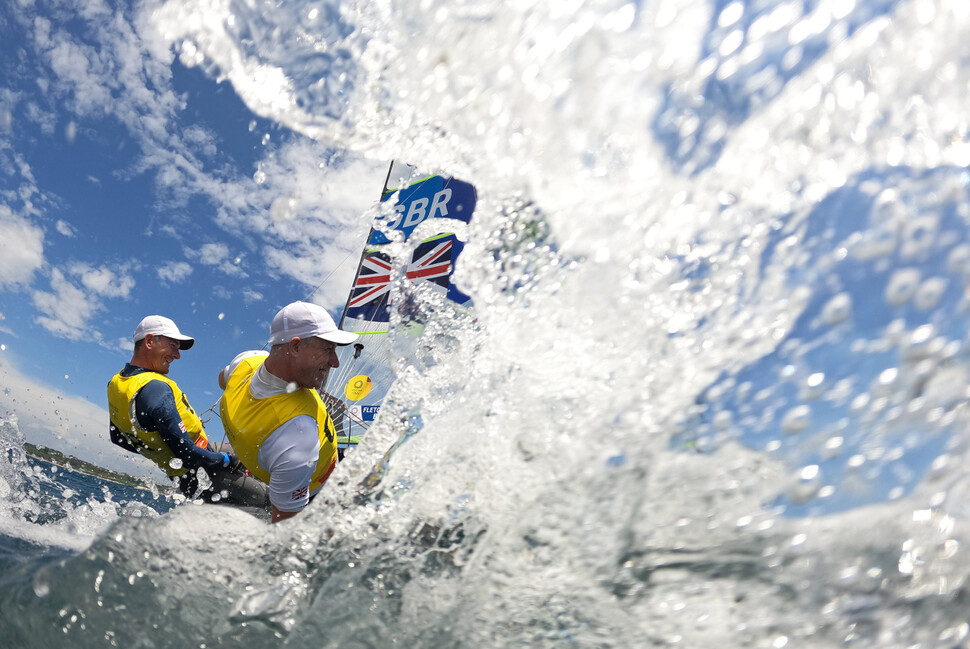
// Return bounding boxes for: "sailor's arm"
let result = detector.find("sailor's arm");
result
[134,380,229,472]
[108,421,141,453]
[259,416,320,523]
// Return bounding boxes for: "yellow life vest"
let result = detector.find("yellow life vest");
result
[106,369,209,477]
[219,355,337,488]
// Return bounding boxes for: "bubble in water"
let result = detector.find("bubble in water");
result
[782,405,812,433]
[823,436,844,459]
[885,268,921,306]
[713,410,733,430]
[820,292,852,324]
[33,577,50,598]
[914,276,947,310]
[900,215,939,260]
[901,325,939,361]
[270,195,300,221]
[788,464,822,504]
[946,244,970,276]
[800,372,825,400]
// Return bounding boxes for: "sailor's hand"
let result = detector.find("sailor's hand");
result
[225,451,245,473]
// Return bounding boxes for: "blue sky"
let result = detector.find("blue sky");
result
[0,0,389,477]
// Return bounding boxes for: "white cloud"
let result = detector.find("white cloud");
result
[198,241,230,265]
[182,124,218,157]
[263,242,358,308]
[24,100,58,136]
[0,354,163,479]
[242,288,263,303]
[158,224,179,238]
[32,268,101,340]
[55,219,77,237]
[0,206,45,289]
[185,242,248,277]
[157,260,193,283]
[211,285,232,300]
[46,29,113,117]
[68,262,136,298]
[31,261,140,340]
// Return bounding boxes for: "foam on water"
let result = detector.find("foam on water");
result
[0,417,166,552]
[5,0,970,647]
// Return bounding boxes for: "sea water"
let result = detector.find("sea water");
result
[4,0,970,647]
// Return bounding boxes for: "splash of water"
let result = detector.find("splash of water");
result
[5,0,970,647]
[0,417,165,548]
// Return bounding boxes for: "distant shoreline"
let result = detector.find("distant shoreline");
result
[23,442,158,491]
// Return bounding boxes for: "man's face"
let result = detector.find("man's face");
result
[294,336,340,389]
[144,335,181,374]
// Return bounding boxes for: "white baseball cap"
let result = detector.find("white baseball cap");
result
[269,301,358,346]
[133,315,195,350]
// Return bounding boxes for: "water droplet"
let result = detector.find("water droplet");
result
[33,578,50,598]
[820,293,851,324]
[782,405,811,433]
[914,277,947,310]
[885,268,920,306]
[270,195,300,221]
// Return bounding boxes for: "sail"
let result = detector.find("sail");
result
[323,162,477,453]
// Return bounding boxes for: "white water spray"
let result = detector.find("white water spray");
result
[5,0,970,647]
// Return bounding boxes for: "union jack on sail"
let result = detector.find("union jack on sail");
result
[406,237,453,286]
[345,236,461,323]
[347,253,392,312]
